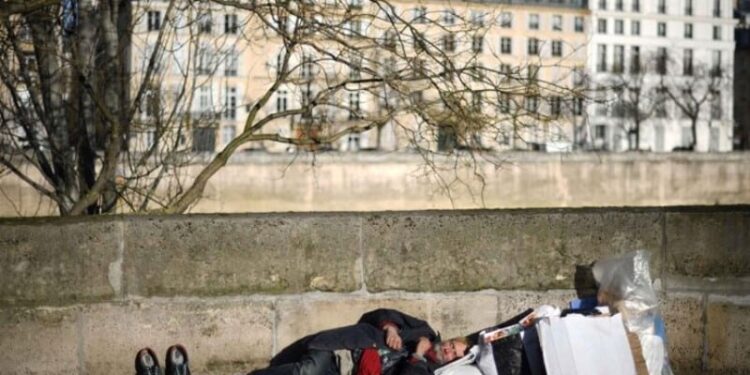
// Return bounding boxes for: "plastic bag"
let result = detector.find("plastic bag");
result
[592,250,673,375]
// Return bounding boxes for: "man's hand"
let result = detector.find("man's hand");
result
[415,337,431,356]
[384,325,403,351]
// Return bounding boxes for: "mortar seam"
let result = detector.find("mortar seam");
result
[701,293,709,373]
[76,309,87,375]
[359,216,367,293]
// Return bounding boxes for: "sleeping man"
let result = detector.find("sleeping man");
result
[250,308,468,375]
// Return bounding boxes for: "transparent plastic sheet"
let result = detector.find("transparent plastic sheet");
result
[592,250,673,375]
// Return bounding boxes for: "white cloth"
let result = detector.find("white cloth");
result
[537,314,637,375]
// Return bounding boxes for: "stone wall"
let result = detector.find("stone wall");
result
[0,207,749,374]
[3,152,750,216]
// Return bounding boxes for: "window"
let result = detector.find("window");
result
[685,0,693,16]
[499,64,512,77]
[224,87,237,119]
[442,33,456,52]
[471,11,485,27]
[348,91,361,119]
[529,14,539,30]
[552,40,563,57]
[658,0,666,14]
[573,67,585,86]
[147,11,161,31]
[225,14,238,34]
[684,23,693,39]
[712,50,722,77]
[597,19,607,34]
[657,22,666,37]
[632,0,640,12]
[198,13,212,34]
[656,47,667,75]
[615,19,623,34]
[300,54,314,80]
[348,0,363,10]
[683,49,693,76]
[222,126,236,146]
[550,96,561,117]
[598,0,607,10]
[348,56,361,80]
[528,64,539,83]
[713,26,721,41]
[711,91,722,119]
[471,62,484,81]
[472,91,482,111]
[615,0,623,11]
[500,37,512,54]
[613,45,624,73]
[383,30,397,50]
[472,35,484,53]
[574,97,584,116]
[500,12,512,28]
[344,20,362,37]
[197,46,213,75]
[443,10,455,25]
[597,44,607,72]
[413,7,427,23]
[526,96,539,114]
[527,38,540,55]
[552,15,562,31]
[499,93,511,114]
[199,86,211,112]
[631,20,640,35]
[574,17,584,32]
[225,49,238,76]
[713,0,721,17]
[276,90,288,112]
[630,46,640,74]
[655,88,668,117]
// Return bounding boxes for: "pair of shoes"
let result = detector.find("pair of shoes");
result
[135,345,191,375]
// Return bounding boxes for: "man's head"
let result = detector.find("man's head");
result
[433,337,468,364]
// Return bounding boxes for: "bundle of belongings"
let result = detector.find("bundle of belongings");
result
[436,251,673,375]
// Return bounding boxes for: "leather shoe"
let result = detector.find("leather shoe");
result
[135,348,162,375]
[165,344,191,375]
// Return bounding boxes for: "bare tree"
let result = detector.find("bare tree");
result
[608,58,663,151]
[659,62,729,151]
[0,0,582,216]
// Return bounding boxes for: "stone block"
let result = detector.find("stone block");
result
[123,214,362,297]
[362,210,662,292]
[81,299,273,375]
[665,211,750,278]
[0,219,121,306]
[0,219,122,306]
[706,300,750,374]
[0,307,80,374]
[660,293,704,374]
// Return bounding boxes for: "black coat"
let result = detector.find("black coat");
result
[269,309,438,368]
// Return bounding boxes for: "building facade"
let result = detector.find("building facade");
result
[587,0,736,152]
[127,0,737,153]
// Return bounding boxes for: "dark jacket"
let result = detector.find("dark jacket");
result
[270,309,438,369]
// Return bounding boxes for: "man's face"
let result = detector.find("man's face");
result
[435,339,468,364]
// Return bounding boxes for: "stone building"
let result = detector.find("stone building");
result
[587,0,736,152]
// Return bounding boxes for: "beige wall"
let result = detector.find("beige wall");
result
[2,152,750,217]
